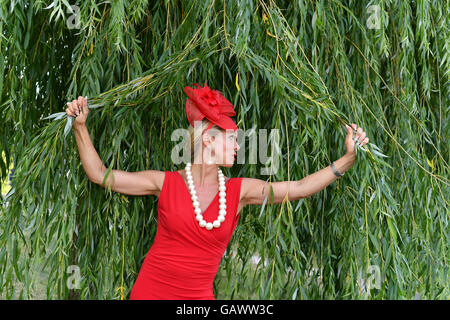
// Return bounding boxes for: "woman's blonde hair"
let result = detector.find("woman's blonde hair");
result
[185,119,222,161]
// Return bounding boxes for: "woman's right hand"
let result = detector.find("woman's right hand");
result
[66,96,89,127]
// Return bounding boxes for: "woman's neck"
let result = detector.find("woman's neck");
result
[186,163,219,188]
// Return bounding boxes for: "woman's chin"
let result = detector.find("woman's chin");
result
[219,161,234,168]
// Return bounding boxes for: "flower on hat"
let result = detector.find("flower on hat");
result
[184,82,237,131]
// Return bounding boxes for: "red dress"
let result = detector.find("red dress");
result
[130,170,243,300]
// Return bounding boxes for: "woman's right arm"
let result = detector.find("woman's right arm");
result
[67,96,165,196]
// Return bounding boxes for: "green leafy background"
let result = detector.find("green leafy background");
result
[0,0,448,299]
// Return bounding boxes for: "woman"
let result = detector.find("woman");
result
[65,83,369,299]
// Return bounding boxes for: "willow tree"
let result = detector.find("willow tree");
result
[0,0,448,299]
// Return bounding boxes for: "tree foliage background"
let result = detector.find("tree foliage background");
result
[0,0,448,299]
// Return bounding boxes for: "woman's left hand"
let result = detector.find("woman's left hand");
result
[345,123,369,157]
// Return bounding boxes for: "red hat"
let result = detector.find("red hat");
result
[184,82,238,133]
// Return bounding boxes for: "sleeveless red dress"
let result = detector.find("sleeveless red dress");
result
[130,170,243,300]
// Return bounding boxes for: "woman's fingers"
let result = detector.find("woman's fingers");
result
[349,123,369,146]
[363,137,369,145]
[65,106,73,117]
[65,96,86,117]
[66,100,76,117]
[77,96,83,115]
[81,96,88,114]
[358,131,366,141]
[72,99,78,116]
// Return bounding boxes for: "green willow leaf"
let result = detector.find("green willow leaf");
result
[1,0,448,300]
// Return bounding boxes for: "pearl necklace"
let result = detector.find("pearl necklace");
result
[185,162,227,230]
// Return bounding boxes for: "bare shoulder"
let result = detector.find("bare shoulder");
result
[239,177,270,205]
[150,170,166,189]
[149,170,167,197]
[96,169,166,197]
[130,169,167,192]
[240,177,301,206]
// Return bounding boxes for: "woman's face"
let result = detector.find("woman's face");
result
[209,130,240,167]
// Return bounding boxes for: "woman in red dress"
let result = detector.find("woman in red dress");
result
[65,83,369,300]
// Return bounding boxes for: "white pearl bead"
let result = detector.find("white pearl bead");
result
[186,165,227,231]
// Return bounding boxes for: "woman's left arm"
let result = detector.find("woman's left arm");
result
[241,123,369,205]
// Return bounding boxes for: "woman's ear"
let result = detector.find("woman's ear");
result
[202,132,212,147]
